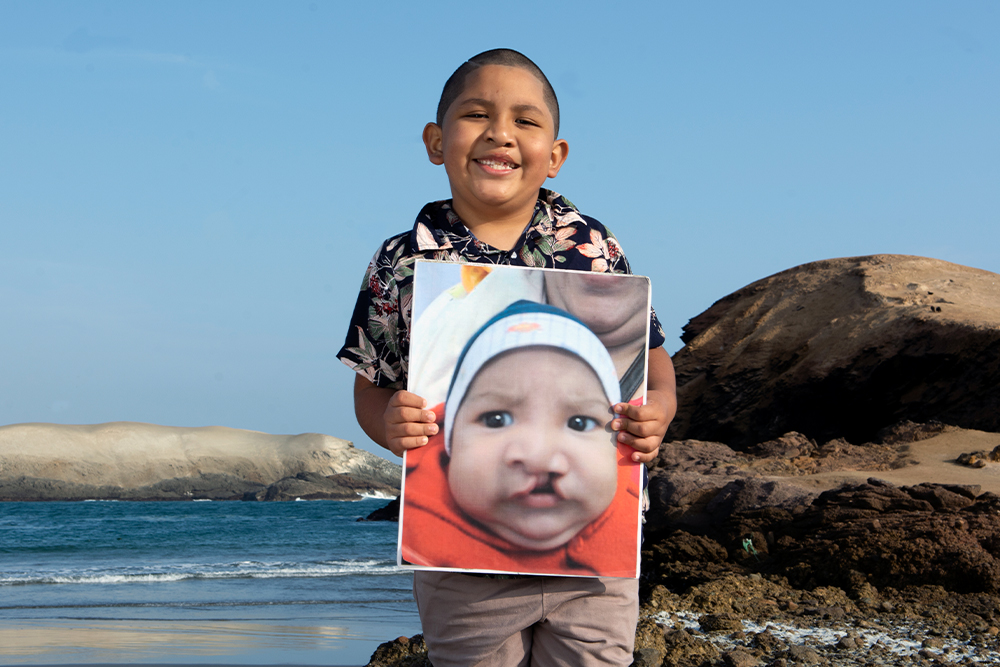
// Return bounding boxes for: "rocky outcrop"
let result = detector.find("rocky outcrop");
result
[358,497,401,522]
[366,635,430,667]
[646,475,1000,594]
[0,422,400,501]
[250,471,398,502]
[632,422,1000,665]
[669,255,1000,448]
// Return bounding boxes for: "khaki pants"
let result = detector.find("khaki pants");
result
[413,571,639,667]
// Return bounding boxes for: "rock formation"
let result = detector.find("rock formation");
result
[0,421,400,501]
[669,255,1000,448]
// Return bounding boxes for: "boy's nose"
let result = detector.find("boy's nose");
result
[485,118,514,146]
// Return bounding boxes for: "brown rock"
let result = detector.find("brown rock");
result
[631,647,665,667]
[633,615,668,660]
[668,255,1000,448]
[751,629,786,652]
[785,645,824,664]
[722,647,760,667]
[661,628,720,667]
[742,480,1000,594]
[699,613,744,633]
[365,634,429,667]
[654,531,728,564]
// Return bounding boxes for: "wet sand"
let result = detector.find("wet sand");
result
[0,616,386,666]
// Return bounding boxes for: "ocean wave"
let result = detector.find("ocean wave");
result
[0,559,401,587]
[360,491,398,500]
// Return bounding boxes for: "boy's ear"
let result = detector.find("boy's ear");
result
[547,139,569,178]
[423,122,445,165]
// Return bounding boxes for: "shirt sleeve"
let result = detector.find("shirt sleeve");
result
[336,234,413,390]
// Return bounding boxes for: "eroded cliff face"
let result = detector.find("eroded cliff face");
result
[651,256,1000,596]
[0,422,400,500]
[669,255,1000,448]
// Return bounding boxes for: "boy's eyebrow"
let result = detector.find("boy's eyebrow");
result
[455,98,547,116]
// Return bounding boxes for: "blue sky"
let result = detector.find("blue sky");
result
[2,1,997,458]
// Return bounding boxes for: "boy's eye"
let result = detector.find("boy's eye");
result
[567,416,599,432]
[478,411,513,428]
[515,118,539,127]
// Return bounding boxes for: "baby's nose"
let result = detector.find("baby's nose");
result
[508,436,570,475]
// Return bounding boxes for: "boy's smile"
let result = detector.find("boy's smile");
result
[423,65,569,246]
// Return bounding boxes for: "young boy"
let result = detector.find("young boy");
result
[401,300,642,578]
[339,48,676,667]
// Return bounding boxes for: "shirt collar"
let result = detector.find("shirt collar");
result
[409,189,588,253]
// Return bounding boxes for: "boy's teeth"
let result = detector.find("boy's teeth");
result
[478,159,515,169]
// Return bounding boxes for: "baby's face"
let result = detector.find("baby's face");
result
[448,347,618,551]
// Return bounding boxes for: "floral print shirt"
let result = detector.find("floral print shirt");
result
[338,189,666,389]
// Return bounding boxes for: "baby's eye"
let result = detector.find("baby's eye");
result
[478,411,513,428]
[567,416,599,432]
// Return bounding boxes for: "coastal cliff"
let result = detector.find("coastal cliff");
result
[0,422,400,501]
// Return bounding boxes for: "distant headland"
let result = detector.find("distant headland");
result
[0,421,400,501]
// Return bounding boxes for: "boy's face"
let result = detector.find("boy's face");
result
[447,347,617,552]
[423,65,569,225]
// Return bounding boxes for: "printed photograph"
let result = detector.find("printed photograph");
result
[399,261,652,578]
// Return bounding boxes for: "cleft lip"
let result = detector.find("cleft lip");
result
[512,473,562,500]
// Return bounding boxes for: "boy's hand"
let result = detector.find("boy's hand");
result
[610,347,677,464]
[611,390,673,463]
[383,390,439,457]
[354,376,438,458]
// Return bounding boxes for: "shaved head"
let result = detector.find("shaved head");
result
[436,49,560,137]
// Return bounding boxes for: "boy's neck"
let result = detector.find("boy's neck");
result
[452,199,537,252]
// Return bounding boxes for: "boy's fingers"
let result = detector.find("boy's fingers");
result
[617,430,658,451]
[385,423,438,457]
[614,402,654,421]
[388,406,437,425]
[389,390,428,409]
[386,435,432,457]
[387,421,438,439]
[613,417,656,438]
[631,447,659,464]
[617,431,661,461]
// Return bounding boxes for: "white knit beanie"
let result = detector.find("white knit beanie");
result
[443,300,621,454]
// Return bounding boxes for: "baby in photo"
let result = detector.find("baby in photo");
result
[401,300,640,576]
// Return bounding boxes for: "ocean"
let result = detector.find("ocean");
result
[0,499,420,666]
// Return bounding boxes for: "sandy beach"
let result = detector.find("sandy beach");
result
[772,426,1000,494]
[0,617,403,667]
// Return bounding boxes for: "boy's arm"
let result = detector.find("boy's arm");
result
[354,375,439,458]
[611,346,677,463]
